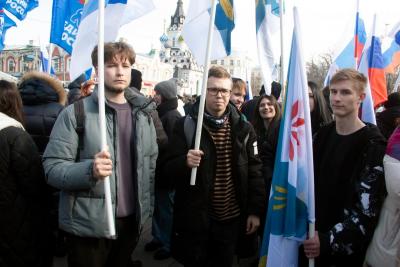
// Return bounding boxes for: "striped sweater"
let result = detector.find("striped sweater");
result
[206,121,240,221]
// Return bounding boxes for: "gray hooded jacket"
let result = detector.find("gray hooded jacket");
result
[43,87,158,238]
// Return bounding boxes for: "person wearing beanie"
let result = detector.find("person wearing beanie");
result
[145,79,182,260]
[365,126,400,267]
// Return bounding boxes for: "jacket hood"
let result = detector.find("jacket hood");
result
[0,112,24,131]
[18,71,66,106]
[91,86,156,112]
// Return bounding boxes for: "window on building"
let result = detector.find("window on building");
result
[53,58,60,72]
[7,58,15,72]
[211,60,217,64]
[221,60,224,65]
[230,60,234,66]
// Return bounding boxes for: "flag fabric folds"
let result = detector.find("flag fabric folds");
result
[69,0,155,81]
[0,9,16,51]
[40,45,55,74]
[255,0,280,95]
[383,22,400,74]
[182,0,235,66]
[259,7,314,267]
[3,0,38,21]
[50,0,85,54]
[324,11,366,85]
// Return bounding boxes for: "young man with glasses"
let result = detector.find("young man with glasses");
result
[163,65,266,266]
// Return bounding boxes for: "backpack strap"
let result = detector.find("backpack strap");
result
[184,115,196,149]
[74,99,85,160]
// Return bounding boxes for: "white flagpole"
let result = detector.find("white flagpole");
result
[98,0,116,237]
[279,0,285,99]
[354,0,360,69]
[48,43,53,75]
[190,0,217,186]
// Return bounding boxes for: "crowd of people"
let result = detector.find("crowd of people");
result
[0,41,399,267]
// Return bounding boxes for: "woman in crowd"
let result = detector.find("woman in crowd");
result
[308,81,333,134]
[365,126,400,267]
[0,80,52,267]
[252,94,282,193]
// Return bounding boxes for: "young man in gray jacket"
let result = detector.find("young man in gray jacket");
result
[43,42,158,267]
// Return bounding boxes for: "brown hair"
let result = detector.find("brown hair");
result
[0,80,25,125]
[329,68,367,94]
[208,65,232,80]
[232,78,246,95]
[252,94,281,139]
[91,41,136,68]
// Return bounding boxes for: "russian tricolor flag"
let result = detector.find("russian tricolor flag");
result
[383,22,400,74]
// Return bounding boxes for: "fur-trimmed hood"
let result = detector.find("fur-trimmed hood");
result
[18,71,66,106]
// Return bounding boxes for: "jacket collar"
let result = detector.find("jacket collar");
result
[0,112,24,131]
[91,86,155,112]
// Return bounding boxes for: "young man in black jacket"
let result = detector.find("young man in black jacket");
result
[163,65,266,267]
[302,69,386,266]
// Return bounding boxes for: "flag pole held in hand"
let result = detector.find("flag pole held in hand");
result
[190,0,218,186]
[98,0,116,238]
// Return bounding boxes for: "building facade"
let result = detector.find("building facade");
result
[159,0,203,96]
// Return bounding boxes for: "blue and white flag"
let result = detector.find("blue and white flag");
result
[259,7,314,267]
[0,9,16,51]
[256,0,280,95]
[182,0,235,66]
[50,0,85,54]
[40,45,55,75]
[3,0,38,21]
[69,0,155,80]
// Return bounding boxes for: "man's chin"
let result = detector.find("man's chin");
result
[105,86,126,94]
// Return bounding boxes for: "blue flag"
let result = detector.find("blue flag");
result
[0,9,17,51]
[259,7,315,267]
[3,0,38,21]
[50,0,84,54]
[69,0,155,80]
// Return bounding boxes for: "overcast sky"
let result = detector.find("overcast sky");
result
[5,0,400,64]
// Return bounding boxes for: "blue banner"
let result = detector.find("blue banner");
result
[0,9,17,51]
[4,0,38,21]
[50,0,84,54]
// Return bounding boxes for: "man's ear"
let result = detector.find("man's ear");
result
[359,92,366,103]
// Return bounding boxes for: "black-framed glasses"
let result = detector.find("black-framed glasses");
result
[207,87,231,96]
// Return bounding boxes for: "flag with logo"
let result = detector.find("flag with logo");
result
[50,0,85,54]
[3,0,38,21]
[69,0,155,80]
[324,4,366,85]
[255,0,280,95]
[382,21,400,74]
[357,15,387,123]
[259,7,314,267]
[0,8,16,51]
[182,0,235,66]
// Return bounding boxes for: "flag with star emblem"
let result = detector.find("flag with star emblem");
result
[259,7,315,267]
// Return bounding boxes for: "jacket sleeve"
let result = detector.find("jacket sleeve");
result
[246,125,267,217]
[162,117,191,186]
[151,110,168,148]
[320,140,387,257]
[43,106,96,191]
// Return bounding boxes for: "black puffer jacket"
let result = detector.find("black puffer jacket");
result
[163,101,266,263]
[18,71,66,154]
[0,117,52,267]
